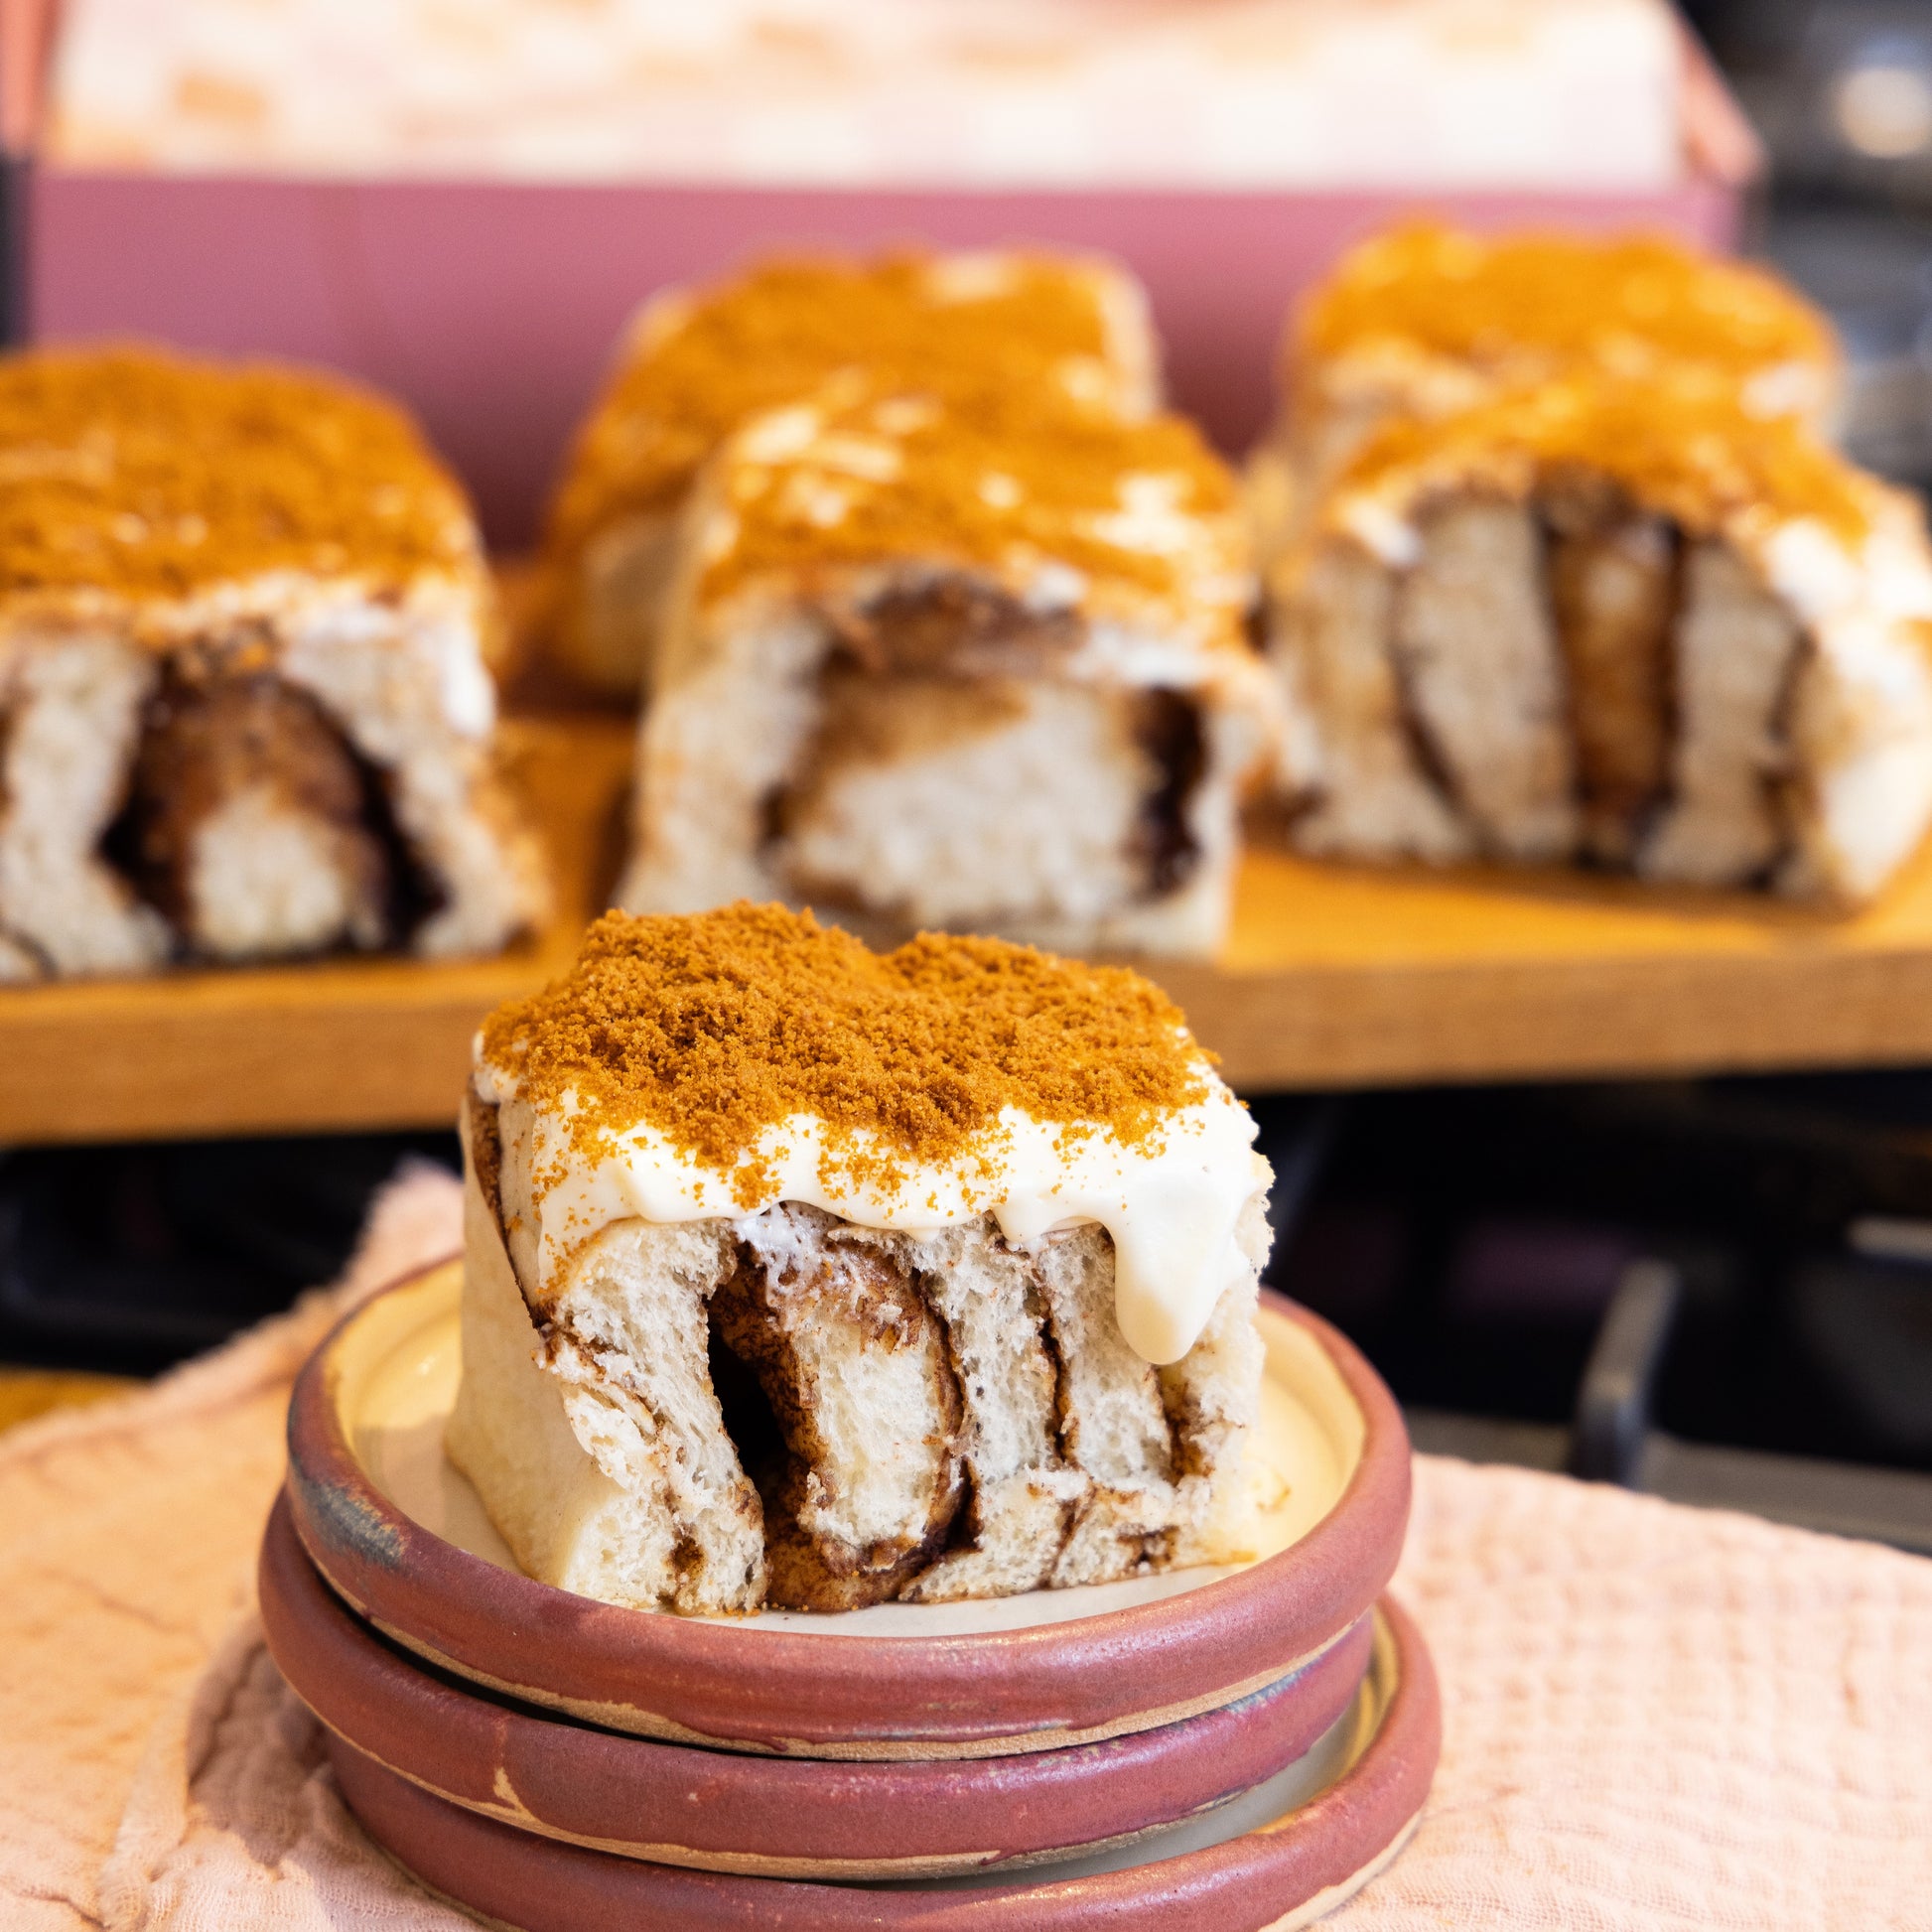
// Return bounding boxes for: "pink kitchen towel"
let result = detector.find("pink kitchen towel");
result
[3,1162,1929,1930]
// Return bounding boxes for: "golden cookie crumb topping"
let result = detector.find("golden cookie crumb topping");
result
[481,902,1213,1208]
[696,377,1249,638]
[544,250,1148,561]
[0,345,478,603]
[1301,221,1837,398]
[1330,372,1882,550]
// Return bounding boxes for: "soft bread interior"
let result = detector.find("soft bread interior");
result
[1270,543,1470,866]
[448,1098,765,1614]
[771,673,1163,932]
[621,558,1256,960]
[447,1098,1270,1614]
[444,1148,661,1601]
[1390,497,1577,862]
[0,632,171,976]
[1641,539,1803,887]
[716,1206,965,1611]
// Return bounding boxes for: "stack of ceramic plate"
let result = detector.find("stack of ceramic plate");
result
[265,1260,1439,1930]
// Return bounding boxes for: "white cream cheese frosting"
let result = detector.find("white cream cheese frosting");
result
[474,1053,1266,1366]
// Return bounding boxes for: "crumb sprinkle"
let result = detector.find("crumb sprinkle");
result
[544,249,1142,561]
[699,377,1247,632]
[1301,221,1836,390]
[481,902,1215,1209]
[0,344,478,601]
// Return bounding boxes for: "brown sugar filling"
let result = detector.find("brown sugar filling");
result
[711,1225,966,1612]
[827,577,1083,677]
[471,1076,1182,1608]
[468,1088,505,1235]
[1132,688,1207,896]
[102,647,446,954]
[760,666,1034,915]
[1541,473,1680,861]
[481,903,1215,1211]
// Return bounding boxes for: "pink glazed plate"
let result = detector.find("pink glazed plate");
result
[287,1260,1410,1760]
[328,1594,1438,1932]
[261,1490,1375,1881]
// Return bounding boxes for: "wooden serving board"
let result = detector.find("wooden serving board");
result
[9,709,1932,1142]
[1160,832,1932,1091]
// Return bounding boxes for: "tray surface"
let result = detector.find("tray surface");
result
[326,1595,1439,1932]
[1160,830,1932,1090]
[13,709,1932,1141]
[261,1492,1375,1880]
[287,1263,1410,1756]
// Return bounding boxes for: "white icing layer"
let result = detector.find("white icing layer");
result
[474,1052,1265,1366]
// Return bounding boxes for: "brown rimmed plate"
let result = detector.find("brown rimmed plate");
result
[287,1260,1409,1760]
[330,1595,1438,1932]
[261,1489,1377,1880]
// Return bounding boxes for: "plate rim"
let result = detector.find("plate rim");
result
[287,1257,1410,1759]
[260,1487,1379,1880]
[327,1593,1440,1932]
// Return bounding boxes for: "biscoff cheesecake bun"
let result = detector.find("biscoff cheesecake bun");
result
[448,902,1274,1616]
[541,248,1161,699]
[1266,371,1932,903]
[0,345,548,979]
[619,373,1276,960]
